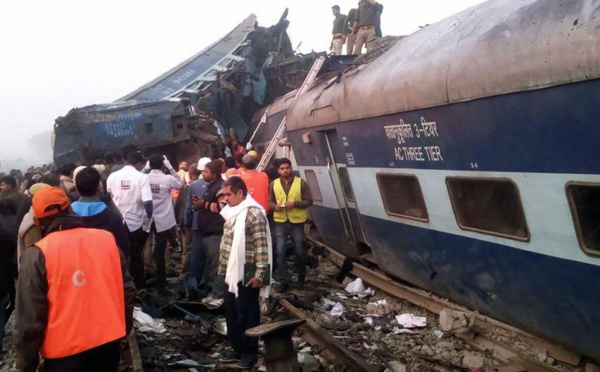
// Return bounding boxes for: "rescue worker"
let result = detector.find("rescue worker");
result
[331,5,347,55]
[107,151,153,289]
[218,177,271,370]
[14,187,135,372]
[353,0,380,55]
[268,158,313,292]
[346,7,358,54]
[147,154,182,295]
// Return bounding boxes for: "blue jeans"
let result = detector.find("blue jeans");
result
[275,222,306,285]
[190,230,206,287]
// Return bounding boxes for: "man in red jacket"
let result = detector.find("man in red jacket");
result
[14,187,135,372]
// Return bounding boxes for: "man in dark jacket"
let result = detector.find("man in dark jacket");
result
[0,222,16,356]
[14,187,135,372]
[192,160,226,306]
[72,167,130,256]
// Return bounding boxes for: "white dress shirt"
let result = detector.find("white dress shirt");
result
[107,165,153,232]
[148,169,183,232]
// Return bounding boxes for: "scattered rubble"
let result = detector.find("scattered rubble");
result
[0,245,590,371]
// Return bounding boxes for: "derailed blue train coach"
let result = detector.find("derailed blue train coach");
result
[283,0,600,361]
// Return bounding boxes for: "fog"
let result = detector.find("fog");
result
[0,0,485,172]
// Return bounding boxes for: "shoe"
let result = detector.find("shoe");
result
[205,298,224,309]
[201,296,214,304]
[219,350,241,363]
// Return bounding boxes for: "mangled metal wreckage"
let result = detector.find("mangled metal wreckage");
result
[52,11,325,165]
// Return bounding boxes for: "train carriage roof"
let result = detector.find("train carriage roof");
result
[287,0,600,131]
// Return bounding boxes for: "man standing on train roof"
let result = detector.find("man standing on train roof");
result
[353,0,380,55]
[331,5,347,56]
[147,154,183,296]
[268,158,313,292]
[14,187,135,372]
[346,6,358,55]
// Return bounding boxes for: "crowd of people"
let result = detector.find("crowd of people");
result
[330,0,384,56]
[0,142,313,371]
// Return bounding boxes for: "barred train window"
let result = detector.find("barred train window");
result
[304,170,323,202]
[567,183,600,257]
[377,174,429,222]
[338,167,355,202]
[446,177,529,241]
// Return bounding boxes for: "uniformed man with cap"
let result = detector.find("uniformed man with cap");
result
[14,187,135,372]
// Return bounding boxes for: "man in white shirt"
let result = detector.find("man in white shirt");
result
[107,151,153,289]
[147,154,182,295]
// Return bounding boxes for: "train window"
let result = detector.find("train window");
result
[446,177,529,241]
[377,174,429,222]
[144,123,153,134]
[304,170,323,202]
[338,167,355,202]
[566,183,600,257]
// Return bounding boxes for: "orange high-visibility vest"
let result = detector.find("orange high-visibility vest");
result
[35,228,126,359]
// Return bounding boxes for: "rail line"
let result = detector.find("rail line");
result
[277,294,382,372]
[306,237,595,372]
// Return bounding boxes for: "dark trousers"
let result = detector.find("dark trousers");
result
[0,294,7,352]
[129,227,149,288]
[44,340,120,372]
[275,222,306,285]
[151,224,170,289]
[224,284,260,365]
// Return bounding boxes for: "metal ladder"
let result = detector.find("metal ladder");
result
[257,55,326,171]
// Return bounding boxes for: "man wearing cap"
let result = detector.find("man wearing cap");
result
[17,183,51,266]
[107,151,153,289]
[14,187,135,372]
[146,154,182,295]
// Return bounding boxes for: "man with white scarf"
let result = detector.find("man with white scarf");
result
[217,177,272,370]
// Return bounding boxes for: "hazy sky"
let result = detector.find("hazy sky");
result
[0,0,485,170]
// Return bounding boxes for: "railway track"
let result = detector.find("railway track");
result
[120,236,600,372]
[297,237,599,372]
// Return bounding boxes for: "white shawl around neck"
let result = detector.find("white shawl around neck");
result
[220,195,273,299]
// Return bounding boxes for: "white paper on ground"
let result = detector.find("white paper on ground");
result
[323,298,337,307]
[330,302,345,316]
[345,278,366,293]
[133,307,167,334]
[396,313,427,329]
[393,327,416,334]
